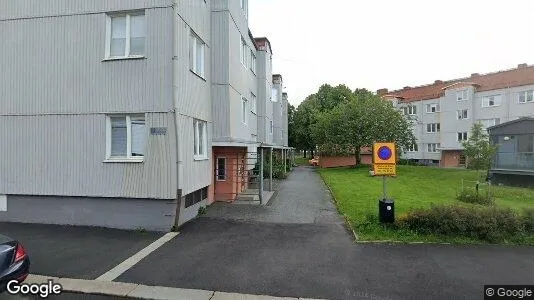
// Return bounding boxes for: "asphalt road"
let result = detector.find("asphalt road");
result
[0,222,162,279]
[117,217,534,300]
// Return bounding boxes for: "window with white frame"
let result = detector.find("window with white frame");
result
[457,132,468,142]
[106,12,145,59]
[250,50,256,74]
[407,144,418,152]
[240,38,247,66]
[426,123,440,133]
[479,118,500,129]
[482,95,502,108]
[106,115,146,160]
[456,89,468,101]
[519,90,534,103]
[189,31,205,78]
[427,143,440,153]
[272,88,278,102]
[193,119,208,159]
[251,93,257,113]
[426,103,440,113]
[241,97,248,124]
[269,120,273,134]
[457,109,469,120]
[216,157,226,181]
[402,105,417,115]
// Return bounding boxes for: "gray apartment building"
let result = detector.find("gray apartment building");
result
[381,63,534,168]
[0,0,289,230]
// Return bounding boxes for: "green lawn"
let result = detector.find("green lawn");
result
[319,165,534,244]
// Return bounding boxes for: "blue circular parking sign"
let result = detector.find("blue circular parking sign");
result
[378,146,392,161]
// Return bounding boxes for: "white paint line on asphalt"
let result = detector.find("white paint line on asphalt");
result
[26,274,327,300]
[96,231,180,282]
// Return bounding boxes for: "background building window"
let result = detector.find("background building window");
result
[251,93,257,113]
[426,123,440,133]
[519,90,534,103]
[482,95,502,107]
[457,132,468,141]
[407,144,418,152]
[107,115,146,160]
[193,119,208,159]
[242,97,248,124]
[456,90,468,101]
[427,143,440,153]
[107,12,145,58]
[250,50,256,74]
[426,103,440,113]
[457,109,469,120]
[403,106,417,115]
[190,31,205,77]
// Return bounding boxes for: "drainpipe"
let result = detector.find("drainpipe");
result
[171,1,182,228]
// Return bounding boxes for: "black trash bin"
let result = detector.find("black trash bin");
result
[379,199,395,223]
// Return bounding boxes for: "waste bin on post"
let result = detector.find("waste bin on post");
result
[379,199,394,223]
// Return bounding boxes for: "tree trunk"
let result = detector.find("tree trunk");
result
[354,148,361,165]
[303,150,307,158]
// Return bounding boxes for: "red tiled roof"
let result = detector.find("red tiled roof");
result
[385,64,534,103]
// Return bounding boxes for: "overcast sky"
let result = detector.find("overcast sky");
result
[249,0,534,106]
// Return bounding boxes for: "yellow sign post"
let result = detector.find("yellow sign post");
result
[373,143,397,223]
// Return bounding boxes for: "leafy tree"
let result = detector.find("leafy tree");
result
[287,104,296,147]
[312,91,415,163]
[462,123,498,177]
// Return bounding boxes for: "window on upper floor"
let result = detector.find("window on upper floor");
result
[457,109,469,120]
[106,12,145,59]
[457,132,468,142]
[272,88,278,102]
[250,50,256,74]
[193,119,208,159]
[402,105,417,116]
[406,144,418,152]
[482,95,502,108]
[426,123,440,133]
[456,90,469,101]
[519,90,534,103]
[241,0,248,19]
[240,38,247,67]
[426,103,440,113]
[427,143,440,153]
[251,93,257,114]
[189,31,205,78]
[242,97,248,125]
[106,115,146,162]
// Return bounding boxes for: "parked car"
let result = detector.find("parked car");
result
[309,156,319,166]
[0,234,30,293]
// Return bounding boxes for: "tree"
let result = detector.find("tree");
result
[462,123,498,177]
[311,91,415,163]
[287,104,296,147]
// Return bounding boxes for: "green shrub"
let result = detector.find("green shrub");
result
[457,189,494,205]
[396,205,524,243]
[523,208,534,234]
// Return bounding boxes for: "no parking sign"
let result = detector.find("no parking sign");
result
[373,142,396,176]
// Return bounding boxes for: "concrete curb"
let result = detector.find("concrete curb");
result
[25,275,327,300]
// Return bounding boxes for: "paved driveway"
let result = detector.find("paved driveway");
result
[118,167,534,300]
[0,222,162,279]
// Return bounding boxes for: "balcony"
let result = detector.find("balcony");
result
[492,152,534,173]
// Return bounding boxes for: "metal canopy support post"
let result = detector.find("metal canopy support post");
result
[269,148,273,191]
[259,148,264,205]
[382,176,387,200]
[283,149,286,173]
